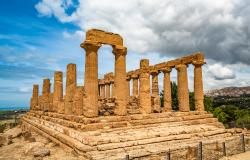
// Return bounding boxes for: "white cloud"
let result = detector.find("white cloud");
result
[35,0,250,90]
[207,63,235,80]
[35,0,250,65]
[63,30,84,40]
[35,0,77,22]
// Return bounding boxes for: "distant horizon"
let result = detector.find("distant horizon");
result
[0,106,29,111]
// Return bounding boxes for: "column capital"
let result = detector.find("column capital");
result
[150,68,159,76]
[112,45,127,56]
[81,40,101,52]
[192,60,206,67]
[98,79,105,85]
[126,75,131,80]
[104,80,110,84]
[161,67,172,73]
[175,63,188,70]
[131,73,139,79]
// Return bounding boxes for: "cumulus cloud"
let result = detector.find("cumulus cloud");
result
[35,0,77,22]
[35,0,250,65]
[207,63,235,80]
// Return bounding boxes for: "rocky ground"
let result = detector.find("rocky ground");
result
[220,151,250,160]
[0,126,87,160]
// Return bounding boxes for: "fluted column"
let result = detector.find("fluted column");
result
[65,63,76,114]
[175,64,189,112]
[126,75,131,98]
[110,80,114,98]
[131,74,139,96]
[162,67,172,112]
[139,59,151,114]
[151,69,159,96]
[42,78,50,111]
[105,80,111,98]
[193,60,205,111]
[81,41,101,117]
[30,84,39,110]
[98,80,104,98]
[112,45,127,115]
[53,71,63,112]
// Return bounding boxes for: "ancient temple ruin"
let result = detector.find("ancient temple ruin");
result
[23,29,249,160]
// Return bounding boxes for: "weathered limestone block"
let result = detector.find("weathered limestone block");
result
[127,96,140,114]
[113,45,127,116]
[151,95,161,113]
[73,86,85,116]
[98,98,116,116]
[42,78,50,112]
[162,67,172,112]
[53,71,63,113]
[85,29,123,46]
[175,64,190,112]
[193,60,205,111]
[65,64,76,115]
[81,41,101,117]
[139,59,151,114]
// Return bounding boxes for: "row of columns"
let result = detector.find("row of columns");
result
[31,60,205,116]
[98,79,114,98]
[125,60,205,113]
[31,63,77,113]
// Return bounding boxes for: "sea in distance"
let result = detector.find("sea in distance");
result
[0,106,29,111]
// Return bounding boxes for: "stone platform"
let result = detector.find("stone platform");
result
[21,111,249,160]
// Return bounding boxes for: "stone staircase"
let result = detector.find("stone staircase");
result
[21,111,248,160]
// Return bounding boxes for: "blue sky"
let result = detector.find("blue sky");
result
[1,0,250,107]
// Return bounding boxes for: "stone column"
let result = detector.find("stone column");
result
[151,69,161,112]
[193,60,205,111]
[73,86,84,116]
[126,75,131,98]
[110,80,114,98]
[81,41,101,117]
[99,80,105,98]
[30,84,39,110]
[139,59,151,114]
[151,69,159,96]
[131,74,139,96]
[112,45,127,115]
[53,71,63,113]
[162,67,172,112]
[175,64,190,112]
[42,78,50,111]
[105,80,111,98]
[65,63,76,115]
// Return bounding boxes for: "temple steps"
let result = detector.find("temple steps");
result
[89,133,238,160]
[22,111,246,160]
[27,111,223,132]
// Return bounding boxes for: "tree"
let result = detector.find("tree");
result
[171,82,178,110]
[213,107,229,123]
